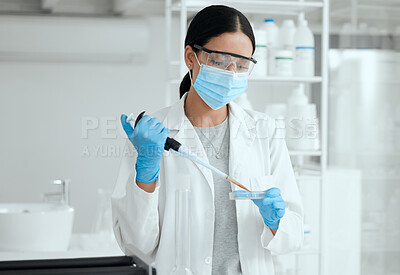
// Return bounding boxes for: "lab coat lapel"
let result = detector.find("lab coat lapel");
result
[228,102,256,190]
[162,95,214,196]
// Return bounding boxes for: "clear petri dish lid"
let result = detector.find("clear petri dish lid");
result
[229,190,268,200]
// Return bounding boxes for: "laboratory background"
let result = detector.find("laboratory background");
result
[0,0,399,274]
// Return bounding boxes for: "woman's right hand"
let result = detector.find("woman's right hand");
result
[121,114,170,183]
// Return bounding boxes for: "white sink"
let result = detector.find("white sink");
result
[0,203,74,252]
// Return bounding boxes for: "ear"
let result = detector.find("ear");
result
[184,45,196,69]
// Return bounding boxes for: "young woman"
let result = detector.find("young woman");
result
[112,5,303,275]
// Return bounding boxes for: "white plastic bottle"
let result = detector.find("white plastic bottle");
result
[293,16,315,76]
[252,28,268,76]
[264,18,279,48]
[288,83,308,105]
[286,84,320,151]
[279,19,296,50]
[264,19,279,75]
[273,50,293,76]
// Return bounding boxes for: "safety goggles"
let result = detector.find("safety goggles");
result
[194,44,257,75]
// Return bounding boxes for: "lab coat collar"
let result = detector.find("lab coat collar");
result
[162,93,257,133]
[162,93,214,196]
[161,94,188,131]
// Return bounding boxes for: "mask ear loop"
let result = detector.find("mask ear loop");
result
[188,67,193,86]
[188,51,201,86]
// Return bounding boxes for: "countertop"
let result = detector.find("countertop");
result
[0,233,124,262]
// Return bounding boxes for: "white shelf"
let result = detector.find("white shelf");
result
[331,4,400,22]
[289,150,322,156]
[172,1,323,15]
[249,75,323,83]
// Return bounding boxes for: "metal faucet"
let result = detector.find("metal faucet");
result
[43,179,70,205]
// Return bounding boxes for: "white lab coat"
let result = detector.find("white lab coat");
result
[111,94,304,275]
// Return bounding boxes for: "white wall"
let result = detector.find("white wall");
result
[0,15,169,233]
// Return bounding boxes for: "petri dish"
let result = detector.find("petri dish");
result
[229,190,268,200]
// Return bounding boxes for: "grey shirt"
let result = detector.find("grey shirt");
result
[194,118,242,275]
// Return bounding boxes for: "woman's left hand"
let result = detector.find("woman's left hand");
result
[252,187,286,230]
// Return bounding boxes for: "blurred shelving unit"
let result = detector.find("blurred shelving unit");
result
[330,0,400,23]
[249,75,323,83]
[165,0,329,274]
[171,0,323,14]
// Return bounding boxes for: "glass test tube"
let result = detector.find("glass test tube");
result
[170,176,194,275]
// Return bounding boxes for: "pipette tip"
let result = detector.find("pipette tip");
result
[226,176,251,192]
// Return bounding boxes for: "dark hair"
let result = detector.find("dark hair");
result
[179,5,255,98]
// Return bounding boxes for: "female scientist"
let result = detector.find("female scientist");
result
[112,5,303,275]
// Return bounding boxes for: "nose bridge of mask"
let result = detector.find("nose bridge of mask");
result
[202,64,248,81]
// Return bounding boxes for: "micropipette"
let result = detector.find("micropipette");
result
[127,111,251,192]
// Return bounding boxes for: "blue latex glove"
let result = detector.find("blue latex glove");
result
[121,114,170,183]
[252,187,286,230]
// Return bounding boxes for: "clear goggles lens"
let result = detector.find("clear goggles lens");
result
[201,52,255,75]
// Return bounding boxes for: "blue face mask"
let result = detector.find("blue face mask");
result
[190,60,248,110]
